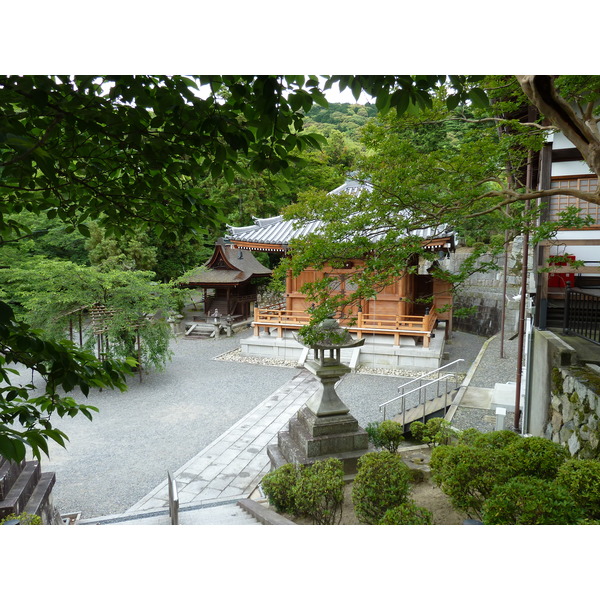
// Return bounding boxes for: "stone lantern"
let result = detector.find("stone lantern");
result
[267,316,369,478]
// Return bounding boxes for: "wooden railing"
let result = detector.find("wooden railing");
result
[253,304,438,347]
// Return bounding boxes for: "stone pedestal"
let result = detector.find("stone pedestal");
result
[267,405,368,478]
[267,356,369,478]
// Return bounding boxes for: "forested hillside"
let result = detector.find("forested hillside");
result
[0,101,368,287]
[305,102,378,141]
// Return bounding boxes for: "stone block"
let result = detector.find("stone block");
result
[297,406,359,437]
[568,433,581,456]
[551,410,563,432]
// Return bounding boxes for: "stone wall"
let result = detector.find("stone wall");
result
[448,237,534,337]
[546,364,600,458]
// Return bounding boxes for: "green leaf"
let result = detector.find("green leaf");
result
[446,94,461,111]
[468,87,490,108]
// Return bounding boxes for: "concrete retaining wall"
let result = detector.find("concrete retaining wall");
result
[449,237,533,337]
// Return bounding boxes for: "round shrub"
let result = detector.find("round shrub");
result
[471,429,520,450]
[352,451,411,524]
[482,476,582,525]
[430,444,510,520]
[379,501,433,525]
[261,463,302,515]
[502,436,569,480]
[293,458,345,525]
[410,418,453,447]
[366,420,405,453]
[556,459,600,520]
[457,428,483,446]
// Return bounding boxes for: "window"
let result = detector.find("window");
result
[549,177,599,225]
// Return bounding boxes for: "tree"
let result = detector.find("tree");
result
[0,74,596,461]
[272,78,598,330]
[2,258,178,371]
[0,300,130,462]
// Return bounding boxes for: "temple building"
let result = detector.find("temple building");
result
[225,177,456,370]
[180,238,272,321]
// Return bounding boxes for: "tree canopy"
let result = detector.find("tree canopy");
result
[1,74,599,462]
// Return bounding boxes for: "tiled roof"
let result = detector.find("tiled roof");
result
[225,178,453,250]
[182,240,271,286]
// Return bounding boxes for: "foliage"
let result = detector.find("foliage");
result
[86,222,158,272]
[379,501,433,525]
[260,462,302,515]
[0,512,42,525]
[409,418,454,447]
[0,300,130,462]
[430,444,510,520]
[432,432,572,521]
[469,429,520,449]
[352,451,412,524]
[365,420,405,453]
[305,103,378,142]
[292,458,345,525]
[481,476,582,525]
[503,436,569,480]
[556,459,600,520]
[1,257,178,371]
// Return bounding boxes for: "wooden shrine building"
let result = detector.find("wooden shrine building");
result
[180,238,272,321]
[224,178,456,369]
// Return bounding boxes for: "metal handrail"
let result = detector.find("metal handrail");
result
[397,359,464,393]
[380,374,454,421]
[379,359,465,422]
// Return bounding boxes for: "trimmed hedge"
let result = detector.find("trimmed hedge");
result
[556,459,600,520]
[293,458,345,525]
[482,476,582,525]
[260,462,302,515]
[365,420,405,453]
[379,501,433,525]
[352,451,411,524]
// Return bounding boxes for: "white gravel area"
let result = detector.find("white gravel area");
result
[17,327,497,518]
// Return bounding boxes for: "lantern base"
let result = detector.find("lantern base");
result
[267,405,369,478]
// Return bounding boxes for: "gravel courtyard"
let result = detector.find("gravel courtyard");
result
[18,326,498,519]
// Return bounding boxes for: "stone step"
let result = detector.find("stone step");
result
[0,460,41,519]
[23,471,56,518]
[286,416,368,458]
[0,458,26,501]
[271,434,366,478]
[80,502,263,525]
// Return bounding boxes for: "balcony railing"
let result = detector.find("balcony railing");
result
[564,287,600,346]
[253,303,438,346]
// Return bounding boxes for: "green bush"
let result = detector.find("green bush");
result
[471,429,520,450]
[457,428,483,446]
[410,418,453,447]
[482,476,582,525]
[365,420,405,453]
[503,436,569,480]
[379,501,433,525]
[0,512,42,525]
[261,463,302,515]
[556,459,600,520]
[352,451,412,524]
[293,458,345,525]
[430,444,510,520]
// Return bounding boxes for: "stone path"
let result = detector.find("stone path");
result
[124,370,319,515]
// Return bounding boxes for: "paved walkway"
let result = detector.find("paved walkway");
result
[122,370,318,515]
